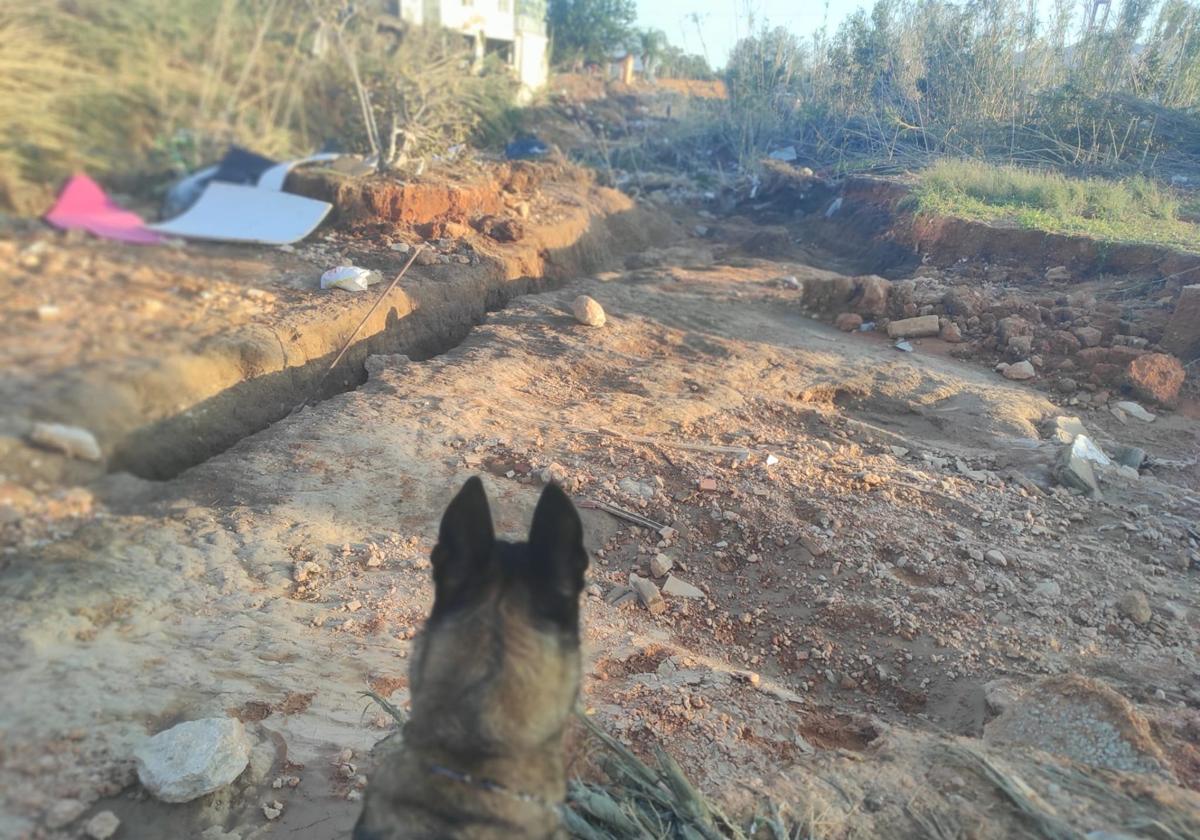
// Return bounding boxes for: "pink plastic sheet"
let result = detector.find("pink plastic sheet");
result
[44,174,163,244]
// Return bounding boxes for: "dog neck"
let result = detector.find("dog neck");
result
[401,717,569,802]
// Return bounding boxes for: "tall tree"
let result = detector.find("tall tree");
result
[548,0,637,67]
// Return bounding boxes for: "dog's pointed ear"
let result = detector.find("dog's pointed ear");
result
[527,483,588,627]
[430,477,495,614]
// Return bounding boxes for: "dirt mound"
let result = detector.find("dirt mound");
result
[985,674,1174,779]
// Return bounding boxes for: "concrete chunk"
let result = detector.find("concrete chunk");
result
[886,315,940,339]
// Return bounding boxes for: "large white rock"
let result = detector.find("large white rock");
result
[135,718,251,803]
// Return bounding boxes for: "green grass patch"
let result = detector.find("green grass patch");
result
[912,160,1200,253]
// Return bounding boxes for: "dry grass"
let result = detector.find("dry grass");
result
[0,1,517,214]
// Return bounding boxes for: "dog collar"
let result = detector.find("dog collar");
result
[426,763,565,821]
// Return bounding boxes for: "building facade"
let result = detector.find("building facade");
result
[397,0,548,98]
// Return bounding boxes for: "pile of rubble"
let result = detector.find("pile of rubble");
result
[795,266,1195,408]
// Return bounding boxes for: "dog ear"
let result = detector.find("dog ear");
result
[527,483,588,628]
[430,477,495,616]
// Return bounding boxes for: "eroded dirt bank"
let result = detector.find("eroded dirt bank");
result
[0,161,674,484]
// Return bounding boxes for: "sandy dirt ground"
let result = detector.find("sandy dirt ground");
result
[2,154,1199,837]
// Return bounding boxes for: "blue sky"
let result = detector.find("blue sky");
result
[636,0,872,68]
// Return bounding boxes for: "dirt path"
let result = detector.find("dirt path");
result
[3,214,1199,837]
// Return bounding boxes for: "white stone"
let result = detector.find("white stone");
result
[1114,401,1155,422]
[1002,360,1036,380]
[135,718,252,803]
[649,553,673,577]
[572,295,606,327]
[662,575,705,599]
[85,811,121,840]
[29,422,102,461]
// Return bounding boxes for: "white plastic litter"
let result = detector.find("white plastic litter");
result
[150,183,331,245]
[256,152,342,191]
[893,339,914,352]
[321,266,382,292]
[768,145,798,161]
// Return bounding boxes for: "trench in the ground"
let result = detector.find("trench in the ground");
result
[101,192,927,483]
[106,272,559,482]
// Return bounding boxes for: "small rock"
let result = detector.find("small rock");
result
[1127,353,1185,405]
[29,422,103,462]
[539,462,569,485]
[693,224,710,237]
[36,304,62,321]
[1002,360,1036,380]
[1047,416,1087,444]
[1032,580,1061,601]
[661,575,705,599]
[835,312,863,332]
[698,477,718,492]
[1045,265,1071,282]
[984,549,1007,567]
[1113,401,1155,422]
[414,248,438,266]
[939,322,963,343]
[85,811,121,840]
[135,718,252,803]
[649,553,673,577]
[46,799,86,829]
[572,295,606,327]
[886,315,940,339]
[1072,326,1102,347]
[1055,438,1101,496]
[1112,445,1146,470]
[263,800,283,820]
[983,678,1023,714]
[1118,591,1151,625]
[389,242,412,253]
[629,574,665,614]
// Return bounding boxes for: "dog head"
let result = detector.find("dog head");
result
[407,476,588,757]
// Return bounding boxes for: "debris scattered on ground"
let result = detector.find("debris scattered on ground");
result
[44,174,164,245]
[321,266,382,292]
[149,183,332,245]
